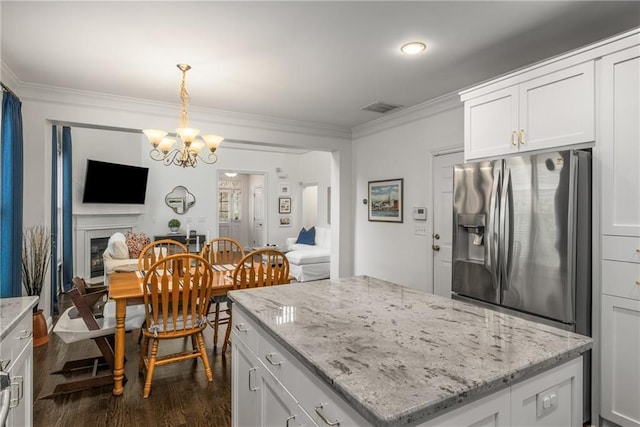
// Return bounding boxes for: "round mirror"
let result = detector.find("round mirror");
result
[165,185,195,214]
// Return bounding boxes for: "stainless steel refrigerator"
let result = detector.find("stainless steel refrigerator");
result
[451,149,592,420]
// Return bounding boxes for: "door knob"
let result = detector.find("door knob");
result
[432,244,440,251]
[434,233,440,240]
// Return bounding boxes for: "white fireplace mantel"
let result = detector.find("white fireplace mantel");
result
[74,213,143,280]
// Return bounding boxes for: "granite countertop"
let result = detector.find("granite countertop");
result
[0,296,39,340]
[228,275,592,427]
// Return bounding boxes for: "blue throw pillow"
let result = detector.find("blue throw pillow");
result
[296,226,316,245]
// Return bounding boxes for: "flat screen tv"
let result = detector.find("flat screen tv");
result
[82,159,149,204]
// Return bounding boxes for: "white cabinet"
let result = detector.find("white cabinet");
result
[232,338,260,427]
[419,388,511,427]
[600,295,640,427]
[462,61,595,161]
[600,45,640,237]
[0,301,34,427]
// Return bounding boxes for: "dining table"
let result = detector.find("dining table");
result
[107,269,233,395]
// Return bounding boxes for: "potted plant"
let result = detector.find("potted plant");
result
[21,225,51,347]
[168,218,181,233]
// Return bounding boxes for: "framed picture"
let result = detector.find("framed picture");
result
[368,178,403,223]
[279,182,291,196]
[279,197,291,214]
[279,216,291,227]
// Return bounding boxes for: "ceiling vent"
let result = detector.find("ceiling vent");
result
[360,101,403,114]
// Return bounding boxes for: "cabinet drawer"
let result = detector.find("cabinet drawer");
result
[603,235,640,263]
[0,313,32,371]
[602,260,640,301]
[231,307,258,354]
[257,328,298,387]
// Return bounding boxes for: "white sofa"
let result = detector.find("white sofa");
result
[285,226,330,282]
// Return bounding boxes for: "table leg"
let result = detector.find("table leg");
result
[112,299,126,395]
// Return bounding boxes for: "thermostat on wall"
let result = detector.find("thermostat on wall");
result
[413,207,427,221]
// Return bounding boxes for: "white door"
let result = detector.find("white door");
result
[252,186,265,247]
[432,151,464,298]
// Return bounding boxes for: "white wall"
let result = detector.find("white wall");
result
[351,96,463,293]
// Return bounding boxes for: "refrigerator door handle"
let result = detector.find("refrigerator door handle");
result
[487,168,501,289]
[499,168,511,290]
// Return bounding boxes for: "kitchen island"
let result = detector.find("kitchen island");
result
[228,276,592,427]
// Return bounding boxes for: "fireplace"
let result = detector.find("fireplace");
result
[89,237,110,278]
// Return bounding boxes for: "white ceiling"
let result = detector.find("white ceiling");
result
[2,1,639,130]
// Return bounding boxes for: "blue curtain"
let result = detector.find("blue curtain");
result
[50,126,59,311]
[62,127,73,292]
[0,90,24,298]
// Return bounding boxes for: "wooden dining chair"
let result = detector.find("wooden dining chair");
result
[138,253,215,398]
[221,249,290,353]
[137,239,188,272]
[200,237,245,349]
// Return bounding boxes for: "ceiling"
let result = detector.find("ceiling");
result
[2,1,639,130]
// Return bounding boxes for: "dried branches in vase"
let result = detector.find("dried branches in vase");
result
[22,225,52,309]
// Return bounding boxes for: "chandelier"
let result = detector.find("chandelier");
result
[143,64,224,168]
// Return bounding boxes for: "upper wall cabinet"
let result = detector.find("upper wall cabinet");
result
[462,61,595,161]
[600,45,640,237]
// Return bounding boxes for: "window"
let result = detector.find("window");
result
[218,179,242,222]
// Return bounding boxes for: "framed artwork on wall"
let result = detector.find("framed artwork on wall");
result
[279,216,291,227]
[279,197,291,214]
[368,178,403,223]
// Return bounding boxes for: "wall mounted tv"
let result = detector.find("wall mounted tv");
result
[82,160,149,204]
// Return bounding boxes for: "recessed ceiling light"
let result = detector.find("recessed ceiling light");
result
[401,42,426,55]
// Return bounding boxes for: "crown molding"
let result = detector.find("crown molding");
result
[351,91,462,140]
[2,64,352,142]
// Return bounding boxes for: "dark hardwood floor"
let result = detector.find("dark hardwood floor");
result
[33,294,232,427]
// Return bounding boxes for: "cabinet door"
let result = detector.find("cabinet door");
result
[232,338,261,427]
[601,45,640,236]
[259,368,316,427]
[519,61,595,153]
[601,295,640,427]
[6,339,33,427]
[464,86,519,160]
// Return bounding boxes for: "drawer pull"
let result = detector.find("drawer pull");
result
[315,403,340,426]
[248,367,259,391]
[235,323,249,332]
[511,131,517,146]
[518,129,525,145]
[285,415,296,427]
[265,352,283,366]
[17,330,32,339]
[9,376,23,409]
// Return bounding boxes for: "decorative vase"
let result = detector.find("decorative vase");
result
[32,309,49,347]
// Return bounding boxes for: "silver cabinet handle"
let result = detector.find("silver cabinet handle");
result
[9,376,23,409]
[248,367,259,391]
[285,415,296,427]
[265,352,283,366]
[17,330,32,340]
[315,403,340,426]
[235,323,249,332]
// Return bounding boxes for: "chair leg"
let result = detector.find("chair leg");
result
[222,310,232,354]
[139,335,149,372]
[143,339,159,398]
[196,332,213,382]
[213,303,220,347]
